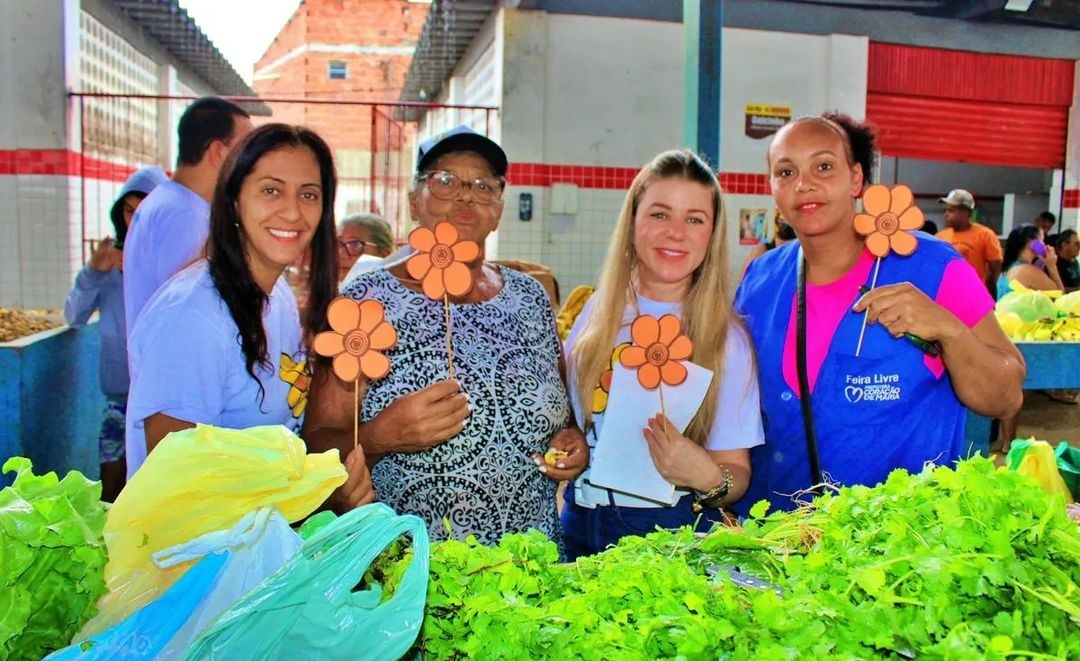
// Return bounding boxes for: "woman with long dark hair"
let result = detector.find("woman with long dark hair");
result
[125,123,373,508]
[997,224,1063,299]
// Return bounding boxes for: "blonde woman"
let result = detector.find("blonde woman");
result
[562,149,764,560]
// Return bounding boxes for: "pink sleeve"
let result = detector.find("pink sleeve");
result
[935,258,995,328]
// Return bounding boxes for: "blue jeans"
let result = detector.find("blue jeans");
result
[560,486,725,561]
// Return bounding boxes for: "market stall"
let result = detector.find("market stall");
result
[3,428,1078,661]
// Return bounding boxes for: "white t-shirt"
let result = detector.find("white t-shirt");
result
[565,294,765,508]
[123,180,210,338]
[125,261,307,477]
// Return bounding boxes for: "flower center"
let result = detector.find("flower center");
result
[343,329,370,356]
[876,213,899,236]
[430,243,454,269]
[645,342,669,366]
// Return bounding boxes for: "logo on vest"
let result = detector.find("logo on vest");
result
[844,373,901,403]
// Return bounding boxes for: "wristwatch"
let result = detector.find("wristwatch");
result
[692,465,732,513]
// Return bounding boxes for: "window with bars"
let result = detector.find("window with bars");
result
[328,60,348,80]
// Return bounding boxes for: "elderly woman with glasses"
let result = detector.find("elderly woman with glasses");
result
[337,212,393,283]
[304,126,588,548]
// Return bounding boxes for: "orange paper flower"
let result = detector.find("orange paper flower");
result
[406,222,479,300]
[313,297,397,381]
[854,184,924,257]
[619,314,693,390]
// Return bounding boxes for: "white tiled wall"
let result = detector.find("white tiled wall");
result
[498,186,625,297]
[5,175,79,309]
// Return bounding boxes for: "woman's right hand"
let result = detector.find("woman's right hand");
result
[331,445,376,512]
[1044,245,1058,271]
[89,237,119,272]
[362,379,470,454]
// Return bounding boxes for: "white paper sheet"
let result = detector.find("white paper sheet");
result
[588,361,714,504]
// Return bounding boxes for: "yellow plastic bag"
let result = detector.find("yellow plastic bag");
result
[1005,438,1074,504]
[79,424,347,638]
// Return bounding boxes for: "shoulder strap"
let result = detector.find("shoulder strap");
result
[796,248,824,490]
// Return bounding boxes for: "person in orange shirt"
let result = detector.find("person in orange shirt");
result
[935,189,1003,295]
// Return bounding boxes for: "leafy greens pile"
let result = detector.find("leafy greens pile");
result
[0,457,109,661]
[406,457,1080,660]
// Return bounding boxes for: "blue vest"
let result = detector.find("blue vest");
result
[733,235,970,514]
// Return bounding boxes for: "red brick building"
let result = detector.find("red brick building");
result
[253,0,429,216]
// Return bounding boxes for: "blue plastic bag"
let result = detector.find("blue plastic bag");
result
[182,503,429,661]
[45,552,229,661]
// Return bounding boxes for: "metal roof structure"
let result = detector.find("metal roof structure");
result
[109,0,259,98]
[399,0,499,108]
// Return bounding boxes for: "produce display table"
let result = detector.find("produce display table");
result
[965,341,1080,455]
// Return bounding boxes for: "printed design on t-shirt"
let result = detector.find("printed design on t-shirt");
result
[592,342,631,414]
[279,352,310,419]
[843,372,902,404]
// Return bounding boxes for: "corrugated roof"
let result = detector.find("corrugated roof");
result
[399,0,498,105]
[109,0,260,98]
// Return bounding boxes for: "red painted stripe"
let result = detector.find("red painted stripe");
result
[1064,189,1080,209]
[2,150,776,195]
[507,162,770,195]
[0,149,137,182]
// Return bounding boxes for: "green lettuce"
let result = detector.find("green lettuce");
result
[0,457,108,661]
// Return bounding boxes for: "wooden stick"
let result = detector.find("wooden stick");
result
[444,293,456,380]
[658,383,667,434]
[354,376,360,450]
[855,256,882,358]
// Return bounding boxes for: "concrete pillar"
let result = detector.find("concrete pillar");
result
[1061,60,1080,232]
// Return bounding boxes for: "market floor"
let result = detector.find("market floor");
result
[1000,390,1080,449]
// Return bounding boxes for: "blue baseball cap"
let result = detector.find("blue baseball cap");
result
[416,125,508,177]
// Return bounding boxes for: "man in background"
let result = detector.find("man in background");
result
[123,97,253,337]
[936,188,1002,295]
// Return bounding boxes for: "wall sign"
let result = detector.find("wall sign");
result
[744,104,791,139]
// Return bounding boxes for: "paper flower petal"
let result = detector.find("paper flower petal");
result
[866,232,891,258]
[332,352,361,382]
[312,331,344,357]
[434,221,459,245]
[667,335,693,361]
[367,320,397,351]
[443,261,473,297]
[861,184,890,216]
[357,299,385,333]
[853,213,877,236]
[619,345,647,368]
[409,226,436,252]
[898,205,924,231]
[890,230,918,256]
[889,185,914,214]
[326,297,360,334]
[453,240,480,263]
[406,252,432,281]
[657,314,682,345]
[660,360,688,387]
[637,363,661,390]
[422,268,446,299]
[359,350,391,380]
[630,315,660,347]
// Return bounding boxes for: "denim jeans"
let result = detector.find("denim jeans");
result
[560,485,725,561]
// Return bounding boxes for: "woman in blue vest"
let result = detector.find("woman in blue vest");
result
[734,113,1024,513]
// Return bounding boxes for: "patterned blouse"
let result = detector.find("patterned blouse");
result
[342,266,569,545]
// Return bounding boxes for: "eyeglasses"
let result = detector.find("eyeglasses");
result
[337,239,373,257]
[417,170,506,205]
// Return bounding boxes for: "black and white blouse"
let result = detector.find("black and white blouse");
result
[342,266,569,545]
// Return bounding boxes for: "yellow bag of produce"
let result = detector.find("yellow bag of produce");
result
[1006,438,1074,504]
[78,424,346,638]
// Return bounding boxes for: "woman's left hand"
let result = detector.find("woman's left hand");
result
[853,282,966,342]
[643,414,715,491]
[532,426,589,482]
